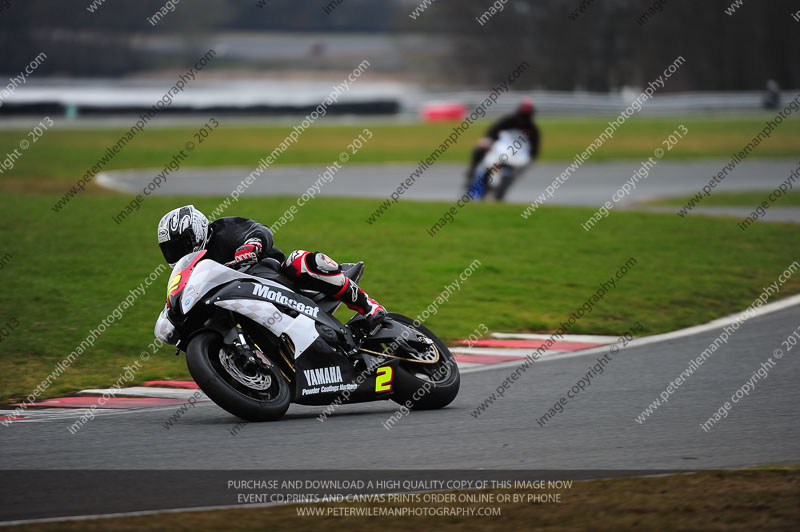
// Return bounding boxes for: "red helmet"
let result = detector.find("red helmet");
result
[519,97,534,115]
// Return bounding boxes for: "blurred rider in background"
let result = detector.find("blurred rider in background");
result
[465,97,541,191]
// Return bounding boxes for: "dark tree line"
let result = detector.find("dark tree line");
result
[425,0,799,91]
[0,0,796,90]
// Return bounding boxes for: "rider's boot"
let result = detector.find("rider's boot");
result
[335,278,386,328]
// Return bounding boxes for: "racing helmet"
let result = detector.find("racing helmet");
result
[519,97,534,115]
[157,205,210,265]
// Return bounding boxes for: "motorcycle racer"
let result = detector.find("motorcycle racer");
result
[156,205,386,327]
[465,97,541,187]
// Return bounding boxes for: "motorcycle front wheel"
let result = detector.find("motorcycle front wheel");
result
[186,331,291,422]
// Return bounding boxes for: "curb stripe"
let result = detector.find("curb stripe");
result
[458,339,605,350]
[144,381,199,389]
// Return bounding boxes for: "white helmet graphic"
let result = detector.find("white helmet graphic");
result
[157,205,210,265]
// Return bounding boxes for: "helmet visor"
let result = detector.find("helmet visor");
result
[159,235,196,265]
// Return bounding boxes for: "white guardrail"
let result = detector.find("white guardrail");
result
[0,79,793,118]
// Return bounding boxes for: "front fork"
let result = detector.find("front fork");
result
[223,323,272,373]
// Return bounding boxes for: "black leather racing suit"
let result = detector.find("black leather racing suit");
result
[485,112,541,154]
[207,217,384,321]
[205,217,285,265]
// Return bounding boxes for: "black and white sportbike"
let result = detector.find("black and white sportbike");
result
[154,250,460,421]
[469,129,532,201]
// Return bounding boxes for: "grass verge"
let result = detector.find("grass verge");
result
[1,194,799,401]
[2,115,799,191]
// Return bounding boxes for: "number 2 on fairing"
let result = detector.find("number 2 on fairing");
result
[375,367,393,392]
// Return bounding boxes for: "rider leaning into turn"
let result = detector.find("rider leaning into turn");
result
[465,97,541,187]
[156,205,387,327]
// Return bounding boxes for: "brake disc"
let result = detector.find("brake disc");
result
[218,348,272,390]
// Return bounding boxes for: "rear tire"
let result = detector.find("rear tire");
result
[387,314,460,410]
[186,332,290,422]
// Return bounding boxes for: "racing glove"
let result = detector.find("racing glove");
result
[225,238,262,268]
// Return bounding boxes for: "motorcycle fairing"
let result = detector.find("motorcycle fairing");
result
[363,319,418,344]
[178,258,285,315]
[211,280,346,356]
[167,250,208,312]
[481,129,531,168]
[291,349,398,406]
[213,296,319,357]
[154,307,178,345]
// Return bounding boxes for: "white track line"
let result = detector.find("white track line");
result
[0,403,218,424]
[490,333,618,343]
[461,294,800,374]
[451,347,534,357]
[77,387,207,400]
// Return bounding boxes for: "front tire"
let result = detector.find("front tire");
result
[387,314,460,410]
[494,167,515,200]
[186,332,290,422]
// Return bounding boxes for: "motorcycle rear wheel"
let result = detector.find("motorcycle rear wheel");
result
[386,314,460,410]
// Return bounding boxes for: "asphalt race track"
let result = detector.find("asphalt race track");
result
[4,159,798,523]
[98,159,800,222]
[2,299,798,522]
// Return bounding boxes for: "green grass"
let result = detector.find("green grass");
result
[646,190,800,207]
[1,193,799,402]
[1,115,799,191]
[1,115,799,401]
